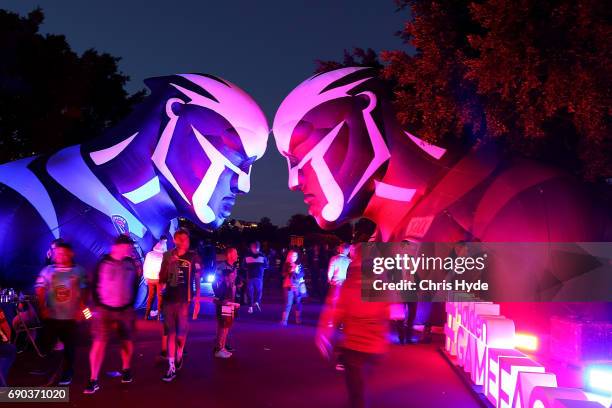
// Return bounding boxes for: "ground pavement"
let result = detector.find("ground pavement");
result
[7,293,480,408]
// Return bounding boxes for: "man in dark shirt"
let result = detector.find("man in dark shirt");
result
[214,247,243,353]
[159,229,201,382]
[242,241,268,314]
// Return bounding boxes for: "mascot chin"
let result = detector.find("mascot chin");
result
[0,73,269,289]
[273,67,611,331]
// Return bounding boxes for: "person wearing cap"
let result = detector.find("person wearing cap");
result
[84,235,141,394]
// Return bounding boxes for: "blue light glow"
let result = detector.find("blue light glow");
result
[585,364,612,395]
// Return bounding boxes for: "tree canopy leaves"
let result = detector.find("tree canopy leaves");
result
[0,8,145,163]
[317,0,611,180]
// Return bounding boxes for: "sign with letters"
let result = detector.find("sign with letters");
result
[444,300,606,408]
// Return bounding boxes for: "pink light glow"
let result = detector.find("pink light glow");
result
[405,131,446,159]
[374,180,416,202]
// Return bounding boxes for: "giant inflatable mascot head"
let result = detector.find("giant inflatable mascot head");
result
[134,73,269,229]
[0,73,269,287]
[273,67,443,230]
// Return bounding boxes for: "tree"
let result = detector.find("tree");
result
[316,48,384,73]
[286,214,321,236]
[0,8,145,163]
[317,1,611,180]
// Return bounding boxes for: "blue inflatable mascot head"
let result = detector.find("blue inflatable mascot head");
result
[0,73,269,287]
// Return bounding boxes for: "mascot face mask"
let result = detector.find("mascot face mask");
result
[150,74,269,228]
[273,67,390,229]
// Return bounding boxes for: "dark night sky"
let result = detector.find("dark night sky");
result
[3,0,408,226]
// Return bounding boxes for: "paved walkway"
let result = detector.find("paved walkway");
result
[8,298,480,408]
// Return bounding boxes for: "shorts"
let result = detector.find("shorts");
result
[163,302,189,337]
[215,305,234,329]
[91,308,136,342]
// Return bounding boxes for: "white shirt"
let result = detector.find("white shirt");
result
[143,250,164,280]
[327,254,351,285]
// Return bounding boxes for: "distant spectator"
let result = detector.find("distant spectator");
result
[212,263,240,358]
[327,244,351,287]
[280,250,305,326]
[215,247,243,353]
[143,237,168,320]
[242,241,268,314]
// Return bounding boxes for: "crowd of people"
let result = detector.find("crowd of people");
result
[0,229,428,407]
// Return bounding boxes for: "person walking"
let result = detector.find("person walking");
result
[242,241,268,314]
[159,229,201,382]
[35,242,88,386]
[214,247,242,353]
[212,264,239,358]
[316,245,389,408]
[143,237,167,320]
[84,235,140,394]
[280,250,305,326]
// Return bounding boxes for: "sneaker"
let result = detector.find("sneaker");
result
[247,307,253,314]
[175,358,183,371]
[162,367,176,382]
[225,344,235,353]
[83,380,100,394]
[280,320,288,326]
[121,369,133,383]
[58,372,73,386]
[214,349,232,359]
[335,363,345,371]
[255,302,262,312]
